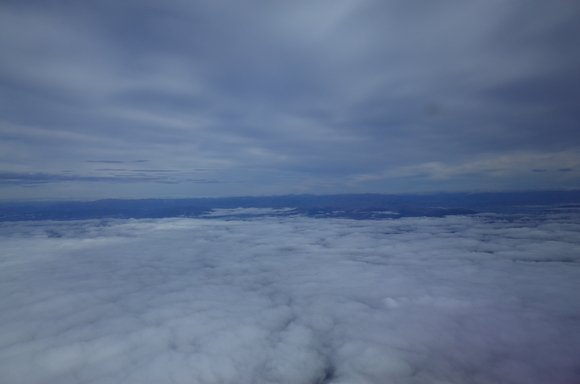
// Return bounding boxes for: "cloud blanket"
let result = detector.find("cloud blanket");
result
[1,213,579,383]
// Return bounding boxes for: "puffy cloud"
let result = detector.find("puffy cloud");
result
[1,212,579,383]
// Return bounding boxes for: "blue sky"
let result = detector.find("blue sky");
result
[1,0,580,199]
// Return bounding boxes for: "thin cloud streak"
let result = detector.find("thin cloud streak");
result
[0,171,220,186]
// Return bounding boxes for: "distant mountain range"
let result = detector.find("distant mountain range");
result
[1,190,580,221]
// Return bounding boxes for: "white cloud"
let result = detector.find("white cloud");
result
[352,148,580,183]
[1,213,580,383]
[201,207,294,217]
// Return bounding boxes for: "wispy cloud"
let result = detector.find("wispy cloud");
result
[0,171,219,185]
[85,160,126,164]
[1,0,579,198]
[352,149,580,183]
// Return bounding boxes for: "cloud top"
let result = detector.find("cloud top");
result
[1,212,580,383]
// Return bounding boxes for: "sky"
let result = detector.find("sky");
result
[1,0,580,199]
[1,211,580,383]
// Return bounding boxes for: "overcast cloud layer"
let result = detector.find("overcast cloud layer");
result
[1,212,580,383]
[1,0,580,198]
